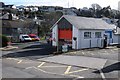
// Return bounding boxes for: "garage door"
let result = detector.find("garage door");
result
[58,29,72,40]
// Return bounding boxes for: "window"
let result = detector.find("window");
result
[84,32,91,39]
[95,32,101,38]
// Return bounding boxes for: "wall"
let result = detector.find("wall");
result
[72,26,79,49]
[52,25,58,46]
[77,29,104,49]
[113,34,119,44]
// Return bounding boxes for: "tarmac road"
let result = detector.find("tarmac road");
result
[1,41,120,79]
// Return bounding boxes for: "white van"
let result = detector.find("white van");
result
[19,34,32,42]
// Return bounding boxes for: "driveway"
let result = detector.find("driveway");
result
[2,42,56,59]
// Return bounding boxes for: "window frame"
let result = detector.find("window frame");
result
[84,32,91,39]
[95,32,102,38]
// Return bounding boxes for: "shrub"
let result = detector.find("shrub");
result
[0,34,9,47]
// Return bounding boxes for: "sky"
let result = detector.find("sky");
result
[1,0,120,9]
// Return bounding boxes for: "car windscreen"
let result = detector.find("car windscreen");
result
[23,36,29,38]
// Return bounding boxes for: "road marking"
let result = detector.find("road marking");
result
[41,66,67,68]
[6,58,23,63]
[104,51,108,53]
[68,74,84,78]
[82,52,85,55]
[64,66,72,74]
[37,62,45,67]
[17,60,22,64]
[110,49,114,53]
[25,66,84,78]
[25,66,35,69]
[113,48,118,51]
[6,58,20,61]
[90,53,94,55]
[99,70,106,80]
[67,68,89,74]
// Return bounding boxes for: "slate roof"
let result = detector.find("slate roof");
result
[51,15,116,30]
[2,19,35,28]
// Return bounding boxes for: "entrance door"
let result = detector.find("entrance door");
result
[58,28,72,47]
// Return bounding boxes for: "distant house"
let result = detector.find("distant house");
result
[63,8,77,16]
[51,15,115,49]
[1,19,38,42]
[113,28,120,44]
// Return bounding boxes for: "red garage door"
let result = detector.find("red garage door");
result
[58,29,72,40]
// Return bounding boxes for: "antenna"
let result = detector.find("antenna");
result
[68,0,69,8]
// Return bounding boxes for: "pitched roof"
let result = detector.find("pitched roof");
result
[2,20,35,28]
[51,15,116,30]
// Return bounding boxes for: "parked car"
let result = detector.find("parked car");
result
[19,34,32,42]
[28,34,40,41]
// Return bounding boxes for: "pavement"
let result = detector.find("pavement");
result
[65,46,119,61]
[38,55,107,70]
[0,46,18,51]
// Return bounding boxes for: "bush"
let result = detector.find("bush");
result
[0,34,9,47]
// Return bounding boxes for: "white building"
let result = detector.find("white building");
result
[51,15,115,49]
[113,28,120,44]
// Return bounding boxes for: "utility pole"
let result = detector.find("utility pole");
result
[68,0,69,8]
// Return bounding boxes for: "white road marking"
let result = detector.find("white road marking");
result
[17,60,22,64]
[41,66,67,68]
[82,52,85,55]
[113,48,118,51]
[67,68,89,74]
[25,66,35,69]
[6,58,20,61]
[37,62,45,67]
[25,66,84,78]
[64,66,72,74]
[90,53,94,55]
[68,74,84,78]
[99,70,106,80]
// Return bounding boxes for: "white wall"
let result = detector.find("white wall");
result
[72,26,79,49]
[113,34,119,44]
[52,25,58,46]
[77,30,104,49]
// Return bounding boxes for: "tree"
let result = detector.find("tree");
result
[91,3,102,18]
[101,6,111,18]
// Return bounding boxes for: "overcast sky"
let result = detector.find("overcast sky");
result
[1,0,120,9]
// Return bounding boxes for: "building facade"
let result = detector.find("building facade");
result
[52,15,115,49]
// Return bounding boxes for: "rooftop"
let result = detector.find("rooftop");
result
[52,15,116,30]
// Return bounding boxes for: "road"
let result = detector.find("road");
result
[1,41,120,80]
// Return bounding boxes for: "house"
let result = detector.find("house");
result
[63,8,77,16]
[113,28,120,44]
[51,15,115,49]
[1,19,38,42]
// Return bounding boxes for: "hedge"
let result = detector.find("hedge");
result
[0,34,9,47]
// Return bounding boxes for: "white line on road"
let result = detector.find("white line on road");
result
[6,58,20,61]
[67,68,89,74]
[25,66,84,78]
[99,70,106,80]
[17,60,22,64]
[37,62,45,68]
[82,52,85,55]
[64,66,72,74]
[68,74,84,78]
[41,66,67,68]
